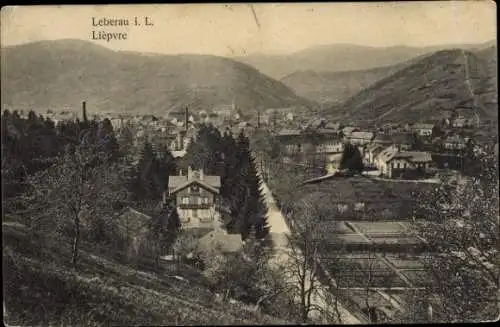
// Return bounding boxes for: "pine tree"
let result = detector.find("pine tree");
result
[130,141,162,201]
[233,132,269,240]
[147,197,181,269]
[339,142,364,173]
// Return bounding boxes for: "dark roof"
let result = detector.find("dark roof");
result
[390,132,413,144]
[169,174,221,194]
[398,151,432,163]
[117,207,152,234]
[373,134,393,143]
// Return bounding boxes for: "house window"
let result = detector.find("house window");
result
[354,202,365,211]
[337,204,348,213]
[190,185,200,193]
[192,209,198,218]
[182,197,189,205]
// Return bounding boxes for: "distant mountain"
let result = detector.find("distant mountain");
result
[1,39,315,114]
[280,62,410,105]
[330,47,498,125]
[235,42,494,80]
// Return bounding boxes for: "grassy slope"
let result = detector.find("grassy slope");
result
[1,39,314,115]
[3,221,287,326]
[332,48,498,125]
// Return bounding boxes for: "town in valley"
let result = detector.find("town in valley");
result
[2,3,498,326]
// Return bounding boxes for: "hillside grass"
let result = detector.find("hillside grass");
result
[3,221,287,326]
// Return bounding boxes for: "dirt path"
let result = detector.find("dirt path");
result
[257,170,363,324]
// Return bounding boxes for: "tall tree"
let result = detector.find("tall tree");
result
[339,143,364,174]
[130,141,162,201]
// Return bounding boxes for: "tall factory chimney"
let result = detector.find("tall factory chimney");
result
[82,101,88,122]
[257,110,261,128]
[185,106,189,132]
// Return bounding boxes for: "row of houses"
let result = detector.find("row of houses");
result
[368,145,433,178]
[273,125,438,179]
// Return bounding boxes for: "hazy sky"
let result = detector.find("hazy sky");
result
[1,2,496,56]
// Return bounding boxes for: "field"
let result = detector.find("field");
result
[284,175,434,221]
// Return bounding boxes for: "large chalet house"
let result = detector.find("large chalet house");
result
[375,146,433,178]
[166,167,229,229]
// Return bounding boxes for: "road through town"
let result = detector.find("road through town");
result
[258,172,363,324]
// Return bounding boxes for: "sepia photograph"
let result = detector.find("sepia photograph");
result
[1,2,498,325]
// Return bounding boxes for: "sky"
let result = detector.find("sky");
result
[1,2,496,56]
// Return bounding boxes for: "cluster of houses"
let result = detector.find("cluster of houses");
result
[271,117,480,179]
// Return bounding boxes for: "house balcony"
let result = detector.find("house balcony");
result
[177,203,214,210]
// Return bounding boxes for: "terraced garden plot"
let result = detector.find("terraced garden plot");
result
[383,256,425,270]
[368,235,421,245]
[318,234,371,244]
[314,221,355,234]
[342,289,394,309]
[398,270,432,287]
[350,221,410,234]
[322,256,409,288]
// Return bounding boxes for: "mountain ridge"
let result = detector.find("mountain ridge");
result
[329,47,497,125]
[1,39,315,114]
[235,41,496,80]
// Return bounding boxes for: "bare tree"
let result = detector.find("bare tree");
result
[412,147,499,322]
[22,145,127,268]
[278,199,329,323]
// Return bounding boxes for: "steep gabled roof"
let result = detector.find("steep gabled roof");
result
[366,143,384,154]
[168,176,221,194]
[376,146,399,163]
[402,151,432,163]
[350,131,374,140]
